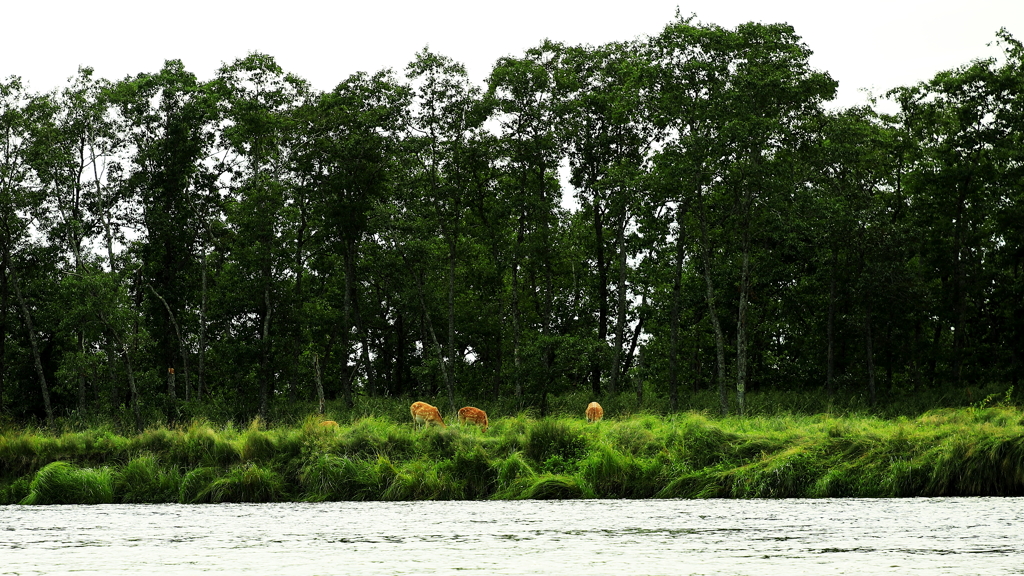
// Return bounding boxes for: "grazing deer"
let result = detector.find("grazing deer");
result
[457,406,488,432]
[410,401,446,428]
[586,402,604,423]
[319,420,339,428]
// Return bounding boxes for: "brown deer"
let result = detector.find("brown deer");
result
[457,406,488,432]
[410,401,446,428]
[319,420,339,428]
[586,402,604,423]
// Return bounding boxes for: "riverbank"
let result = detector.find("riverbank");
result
[3,407,1024,504]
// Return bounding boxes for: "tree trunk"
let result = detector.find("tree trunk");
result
[668,208,685,412]
[864,299,877,407]
[736,233,750,416]
[511,224,524,399]
[395,311,406,396]
[826,251,836,398]
[78,332,87,412]
[147,284,189,402]
[11,267,53,425]
[119,338,143,432]
[609,218,628,396]
[952,188,967,387]
[167,369,176,403]
[93,304,143,432]
[447,236,458,410]
[342,242,356,407]
[697,214,729,416]
[197,248,208,401]
[491,335,503,401]
[625,294,647,403]
[313,352,325,414]
[258,284,272,419]
[417,270,455,415]
[591,202,607,397]
[90,141,117,274]
[104,346,120,416]
[361,330,376,397]
[291,200,309,404]
[542,206,555,418]
[0,252,7,410]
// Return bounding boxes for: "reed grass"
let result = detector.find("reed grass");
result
[179,467,221,503]
[4,404,1024,504]
[206,463,287,503]
[116,455,182,503]
[299,454,384,501]
[20,461,115,505]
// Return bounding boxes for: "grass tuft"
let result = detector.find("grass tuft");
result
[207,463,287,503]
[116,455,182,503]
[524,419,588,464]
[521,474,593,500]
[299,454,382,501]
[5,403,1024,502]
[21,461,115,505]
[179,467,221,503]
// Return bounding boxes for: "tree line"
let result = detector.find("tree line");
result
[2,16,1022,427]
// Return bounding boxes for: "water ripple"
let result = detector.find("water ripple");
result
[1,498,1023,575]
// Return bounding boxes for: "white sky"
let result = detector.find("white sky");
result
[3,0,1021,109]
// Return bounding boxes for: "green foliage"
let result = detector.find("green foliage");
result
[0,475,32,505]
[520,474,593,500]
[5,408,1024,502]
[524,419,588,464]
[382,458,462,501]
[445,447,498,499]
[577,444,666,498]
[240,428,278,463]
[21,461,115,505]
[116,455,182,503]
[299,454,382,501]
[178,467,221,504]
[168,421,239,468]
[491,452,535,497]
[0,19,1022,446]
[206,463,287,503]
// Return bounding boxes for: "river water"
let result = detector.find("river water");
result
[1,498,1022,575]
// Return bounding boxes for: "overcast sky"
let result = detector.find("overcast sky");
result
[3,0,1021,109]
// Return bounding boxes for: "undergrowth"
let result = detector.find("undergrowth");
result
[3,403,1024,504]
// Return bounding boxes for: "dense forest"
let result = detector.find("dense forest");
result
[1,16,1022,428]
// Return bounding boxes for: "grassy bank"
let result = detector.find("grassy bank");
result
[4,404,1024,504]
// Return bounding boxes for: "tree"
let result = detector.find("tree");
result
[890,29,1024,390]
[0,76,36,415]
[405,49,491,413]
[561,40,657,399]
[488,41,567,409]
[214,53,308,419]
[113,60,219,408]
[291,68,410,406]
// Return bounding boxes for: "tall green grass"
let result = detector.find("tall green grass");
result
[20,461,115,505]
[4,405,1024,504]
